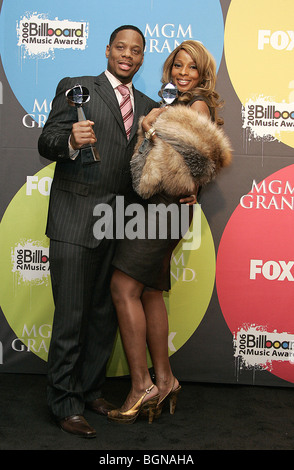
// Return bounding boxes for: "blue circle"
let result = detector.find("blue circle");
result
[0,0,224,119]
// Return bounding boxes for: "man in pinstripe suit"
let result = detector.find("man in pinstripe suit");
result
[38,25,158,438]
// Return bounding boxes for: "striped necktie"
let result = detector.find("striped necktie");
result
[117,84,133,139]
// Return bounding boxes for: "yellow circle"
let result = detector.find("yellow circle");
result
[224,0,294,148]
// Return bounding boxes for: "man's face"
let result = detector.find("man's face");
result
[106,29,144,84]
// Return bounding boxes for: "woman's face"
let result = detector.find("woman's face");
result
[171,49,200,92]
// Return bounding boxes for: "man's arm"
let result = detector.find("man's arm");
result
[38,77,93,162]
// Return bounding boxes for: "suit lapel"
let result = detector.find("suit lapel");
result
[94,73,125,134]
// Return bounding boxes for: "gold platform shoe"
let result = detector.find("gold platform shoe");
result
[108,385,159,424]
[155,380,181,418]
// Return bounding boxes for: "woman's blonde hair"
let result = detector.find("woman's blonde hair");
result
[161,40,223,125]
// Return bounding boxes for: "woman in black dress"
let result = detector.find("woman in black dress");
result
[108,41,226,424]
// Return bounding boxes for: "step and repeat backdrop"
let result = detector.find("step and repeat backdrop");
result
[0,0,293,387]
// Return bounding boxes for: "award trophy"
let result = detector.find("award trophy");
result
[160,82,178,106]
[66,84,100,164]
[138,83,178,154]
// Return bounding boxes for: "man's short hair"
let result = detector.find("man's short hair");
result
[109,25,145,49]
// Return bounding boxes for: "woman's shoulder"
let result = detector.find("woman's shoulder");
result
[188,95,214,120]
[188,94,208,107]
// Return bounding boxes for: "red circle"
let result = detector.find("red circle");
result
[216,164,294,383]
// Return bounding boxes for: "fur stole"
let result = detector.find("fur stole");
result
[131,105,232,199]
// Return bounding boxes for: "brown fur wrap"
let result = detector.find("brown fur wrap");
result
[131,105,232,199]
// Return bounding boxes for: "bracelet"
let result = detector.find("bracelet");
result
[145,127,156,140]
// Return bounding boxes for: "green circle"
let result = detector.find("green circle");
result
[0,164,55,361]
[0,164,215,373]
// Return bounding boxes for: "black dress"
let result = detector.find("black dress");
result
[112,192,189,291]
[112,97,211,291]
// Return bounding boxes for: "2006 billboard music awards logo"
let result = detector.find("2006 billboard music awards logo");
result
[11,241,50,285]
[242,97,294,142]
[17,14,89,58]
[234,326,294,370]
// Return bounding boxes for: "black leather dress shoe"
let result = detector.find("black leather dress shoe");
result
[59,415,96,438]
[86,398,116,416]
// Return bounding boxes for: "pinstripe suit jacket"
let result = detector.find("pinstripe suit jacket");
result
[38,72,158,248]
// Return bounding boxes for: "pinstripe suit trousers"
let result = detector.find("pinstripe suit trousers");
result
[47,238,117,419]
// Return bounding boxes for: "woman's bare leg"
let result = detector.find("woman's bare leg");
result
[141,288,179,399]
[110,269,158,410]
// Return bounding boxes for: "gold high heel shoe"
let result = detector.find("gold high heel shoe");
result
[155,379,181,417]
[107,385,159,424]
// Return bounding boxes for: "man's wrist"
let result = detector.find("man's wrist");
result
[68,135,79,160]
